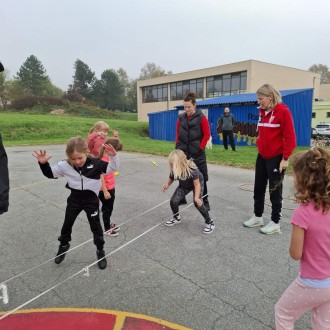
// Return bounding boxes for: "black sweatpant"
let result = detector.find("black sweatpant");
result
[193,156,209,203]
[170,174,212,224]
[58,190,105,251]
[99,188,115,231]
[254,154,285,223]
[222,130,236,151]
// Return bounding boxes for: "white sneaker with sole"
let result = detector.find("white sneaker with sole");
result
[165,215,181,226]
[203,221,215,234]
[260,221,281,234]
[243,216,264,228]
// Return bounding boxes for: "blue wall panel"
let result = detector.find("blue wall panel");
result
[148,89,313,147]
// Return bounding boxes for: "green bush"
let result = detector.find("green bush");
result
[10,96,67,110]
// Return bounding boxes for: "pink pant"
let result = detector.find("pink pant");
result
[275,278,330,329]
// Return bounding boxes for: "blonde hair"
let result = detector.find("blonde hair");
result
[88,121,110,134]
[256,84,282,108]
[291,147,330,214]
[99,138,123,158]
[168,150,196,180]
[66,136,90,157]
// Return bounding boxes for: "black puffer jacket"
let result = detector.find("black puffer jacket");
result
[176,109,205,162]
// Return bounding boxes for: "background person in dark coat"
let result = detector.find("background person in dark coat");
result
[0,61,9,215]
[218,107,236,151]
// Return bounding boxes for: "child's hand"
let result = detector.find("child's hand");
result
[162,183,168,192]
[32,150,52,164]
[113,130,119,138]
[195,198,203,208]
[104,191,111,200]
[103,143,117,157]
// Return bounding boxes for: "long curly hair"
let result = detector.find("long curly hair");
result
[291,147,330,214]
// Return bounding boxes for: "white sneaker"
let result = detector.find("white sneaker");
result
[260,221,281,235]
[243,215,264,228]
[165,215,181,226]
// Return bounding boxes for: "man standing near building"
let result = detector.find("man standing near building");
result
[218,107,236,151]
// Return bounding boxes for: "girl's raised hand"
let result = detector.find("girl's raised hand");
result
[32,150,52,164]
[103,143,117,157]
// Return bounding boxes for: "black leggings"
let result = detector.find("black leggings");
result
[170,176,212,224]
[99,188,116,231]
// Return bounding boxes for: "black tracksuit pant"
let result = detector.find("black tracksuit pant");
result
[58,190,105,251]
[254,154,285,223]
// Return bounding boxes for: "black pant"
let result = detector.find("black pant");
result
[99,188,115,231]
[222,130,235,150]
[58,190,105,251]
[170,174,212,224]
[254,154,285,223]
[192,156,209,203]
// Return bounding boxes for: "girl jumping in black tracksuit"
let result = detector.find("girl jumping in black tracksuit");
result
[33,136,119,269]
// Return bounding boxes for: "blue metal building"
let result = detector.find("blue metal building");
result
[148,88,313,147]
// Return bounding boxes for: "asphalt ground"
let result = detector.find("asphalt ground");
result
[0,145,312,329]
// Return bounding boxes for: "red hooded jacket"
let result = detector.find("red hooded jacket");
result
[257,103,296,159]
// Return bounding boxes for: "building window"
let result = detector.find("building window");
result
[206,71,247,97]
[142,84,168,103]
[327,112,330,118]
[170,79,203,101]
[312,112,316,118]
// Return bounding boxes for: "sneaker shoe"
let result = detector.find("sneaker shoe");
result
[243,216,264,228]
[260,221,281,235]
[104,229,119,237]
[110,223,120,232]
[55,243,70,264]
[165,215,181,226]
[96,250,107,269]
[203,221,215,234]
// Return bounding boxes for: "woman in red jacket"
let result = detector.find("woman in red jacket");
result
[243,84,296,234]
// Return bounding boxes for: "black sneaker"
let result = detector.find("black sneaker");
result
[55,244,70,264]
[96,250,107,269]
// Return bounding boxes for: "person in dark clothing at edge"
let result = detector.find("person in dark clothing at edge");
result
[218,106,236,151]
[175,92,211,211]
[0,61,9,216]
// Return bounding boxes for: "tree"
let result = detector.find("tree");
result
[126,79,137,111]
[308,64,330,84]
[139,62,172,80]
[91,69,124,110]
[0,70,10,109]
[72,59,95,98]
[116,68,137,111]
[16,55,50,95]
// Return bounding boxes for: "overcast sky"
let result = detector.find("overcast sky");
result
[1,0,329,90]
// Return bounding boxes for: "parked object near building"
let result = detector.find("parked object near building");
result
[315,123,330,136]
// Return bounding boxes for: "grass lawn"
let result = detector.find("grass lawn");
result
[0,112,311,170]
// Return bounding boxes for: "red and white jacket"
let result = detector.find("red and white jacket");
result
[257,103,296,160]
